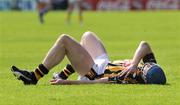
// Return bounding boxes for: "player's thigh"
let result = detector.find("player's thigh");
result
[80,31,107,59]
[61,34,94,76]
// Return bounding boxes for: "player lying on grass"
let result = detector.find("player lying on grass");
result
[11,31,166,85]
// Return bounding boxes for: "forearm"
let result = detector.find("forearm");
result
[51,77,109,85]
[131,41,153,66]
[71,78,109,85]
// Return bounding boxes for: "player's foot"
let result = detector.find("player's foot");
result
[11,66,37,85]
[52,72,63,80]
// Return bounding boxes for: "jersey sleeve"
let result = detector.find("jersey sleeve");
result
[143,53,157,64]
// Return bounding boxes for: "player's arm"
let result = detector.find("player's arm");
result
[119,41,153,77]
[50,77,109,85]
[131,41,153,67]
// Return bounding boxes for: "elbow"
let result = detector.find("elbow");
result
[140,41,148,45]
[139,41,152,54]
[140,41,150,48]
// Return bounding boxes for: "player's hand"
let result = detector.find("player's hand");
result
[50,79,64,85]
[119,64,138,79]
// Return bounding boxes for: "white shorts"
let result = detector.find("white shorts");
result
[78,54,110,80]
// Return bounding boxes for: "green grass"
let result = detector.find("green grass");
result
[0,11,180,105]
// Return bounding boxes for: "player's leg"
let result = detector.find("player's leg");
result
[42,34,94,75]
[66,0,74,24]
[11,34,95,84]
[76,31,109,80]
[80,31,107,59]
[37,0,51,23]
[53,64,75,80]
[53,31,108,80]
[37,1,44,23]
[77,0,83,25]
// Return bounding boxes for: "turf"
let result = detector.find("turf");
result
[0,11,180,105]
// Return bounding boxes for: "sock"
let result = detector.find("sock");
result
[58,64,75,79]
[34,64,49,80]
[85,68,98,80]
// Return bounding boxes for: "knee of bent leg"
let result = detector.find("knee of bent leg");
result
[81,31,94,40]
[57,34,71,44]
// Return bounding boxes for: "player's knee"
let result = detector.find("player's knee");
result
[83,31,93,36]
[57,34,71,44]
[82,31,94,39]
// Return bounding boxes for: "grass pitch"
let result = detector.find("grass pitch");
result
[0,11,180,105]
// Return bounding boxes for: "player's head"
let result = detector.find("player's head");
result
[142,63,166,84]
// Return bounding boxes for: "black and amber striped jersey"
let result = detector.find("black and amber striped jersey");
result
[102,60,145,84]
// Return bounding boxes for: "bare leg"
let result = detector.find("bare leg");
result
[66,2,74,24]
[52,31,108,80]
[37,1,51,24]
[80,31,107,59]
[77,0,83,24]
[43,34,94,76]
